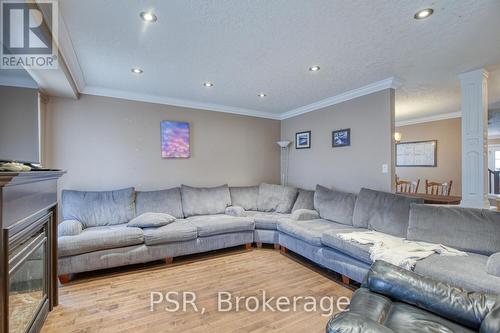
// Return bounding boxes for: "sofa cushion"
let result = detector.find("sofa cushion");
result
[58,224,144,257]
[292,189,315,212]
[62,187,135,228]
[313,185,356,225]
[244,211,290,230]
[414,253,500,295]
[135,188,184,219]
[143,220,198,245]
[408,205,500,255]
[127,213,176,228]
[180,185,231,217]
[187,215,254,237]
[229,186,259,211]
[278,219,357,246]
[291,209,319,221]
[225,206,245,217]
[321,228,372,264]
[353,188,424,237]
[486,253,500,277]
[257,183,298,213]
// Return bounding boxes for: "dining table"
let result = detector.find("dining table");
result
[395,192,462,205]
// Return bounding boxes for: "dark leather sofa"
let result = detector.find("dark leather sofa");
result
[326,261,500,333]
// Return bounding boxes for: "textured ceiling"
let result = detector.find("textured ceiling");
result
[59,0,500,120]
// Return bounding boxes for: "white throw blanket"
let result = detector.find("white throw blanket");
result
[336,230,467,270]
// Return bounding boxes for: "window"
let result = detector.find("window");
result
[496,151,500,170]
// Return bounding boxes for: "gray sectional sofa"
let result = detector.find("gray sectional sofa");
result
[57,183,500,295]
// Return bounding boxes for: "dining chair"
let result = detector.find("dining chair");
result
[396,176,420,193]
[425,180,453,196]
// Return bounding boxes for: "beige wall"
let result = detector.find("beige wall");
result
[280,89,395,194]
[45,94,280,192]
[395,118,461,195]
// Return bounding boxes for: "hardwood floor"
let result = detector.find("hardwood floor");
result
[42,247,352,333]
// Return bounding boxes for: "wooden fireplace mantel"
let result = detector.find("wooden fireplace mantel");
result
[0,170,65,333]
[0,170,65,188]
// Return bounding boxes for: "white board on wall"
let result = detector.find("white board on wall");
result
[396,140,437,167]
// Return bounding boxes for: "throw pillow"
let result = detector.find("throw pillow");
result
[486,252,500,277]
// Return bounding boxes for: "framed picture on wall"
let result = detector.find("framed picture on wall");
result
[160,121,191,158]
[295,131,311,149]
[332,128,350,147]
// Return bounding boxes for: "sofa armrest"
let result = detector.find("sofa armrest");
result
[225,206,246,217]
[326,312,395,333]
[58,219,84,237]
[291,209,319,221]
[366,261,498,331]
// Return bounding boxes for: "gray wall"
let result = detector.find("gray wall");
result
[0,85,40,163]
[281,89,395,193]
[45,94,281,192]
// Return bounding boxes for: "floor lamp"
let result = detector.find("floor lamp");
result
[277,141,291,186]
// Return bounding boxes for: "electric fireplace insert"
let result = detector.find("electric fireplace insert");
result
[0,171,64,333]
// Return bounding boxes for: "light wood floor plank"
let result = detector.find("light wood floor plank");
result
[42,248,352,333]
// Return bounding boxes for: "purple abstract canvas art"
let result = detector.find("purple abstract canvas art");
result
[160,121,190,158]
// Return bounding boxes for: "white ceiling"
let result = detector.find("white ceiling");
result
[57,0,500,121]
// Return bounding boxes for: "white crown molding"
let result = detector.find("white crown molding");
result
[458,68,488,81]
[279,77,403,120]
[395,111,462,127]
[81,77,403,121]
[82,85,282,119]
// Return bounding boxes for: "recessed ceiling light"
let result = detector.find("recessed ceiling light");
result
[131,68,143,74]
[414,8,433,20]
[140,11,157,22]
[309,65,320,72]
[257,93,267,98]
[203,82,214,87]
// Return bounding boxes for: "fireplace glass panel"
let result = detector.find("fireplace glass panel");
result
[8,230,47,333]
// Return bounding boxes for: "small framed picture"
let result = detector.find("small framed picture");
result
[332,129,350,147]
[295,131,311,149]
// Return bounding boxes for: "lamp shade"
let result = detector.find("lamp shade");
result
[277,141,291,148]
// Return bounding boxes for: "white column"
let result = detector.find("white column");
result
[459,68,489,208]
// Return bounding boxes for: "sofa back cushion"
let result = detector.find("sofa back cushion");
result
[180,185,231,217]
[229,186,259,210]
[407,205,500,255]
[292,189,315,212]
[353,188,424,237]
[62,187,135,228]
[257,183,298,213]
[135,188,184,218]
[313,185,356,225]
